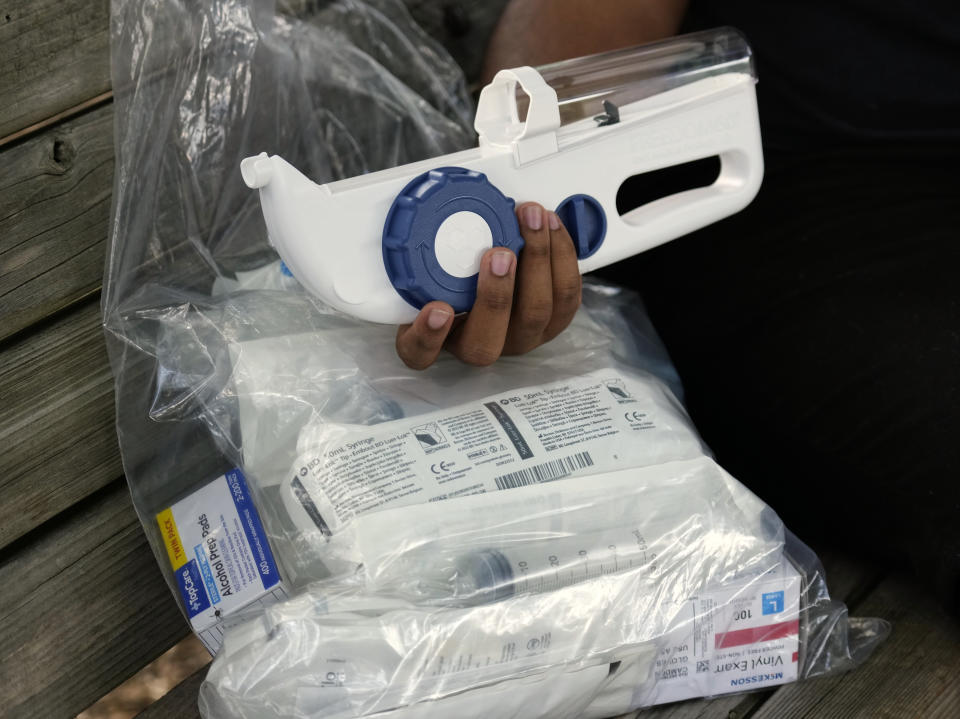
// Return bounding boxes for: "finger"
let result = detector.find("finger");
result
[504,202,555,355]
[396,301,454,370]
[446,248,517,366]
[541,210,582,342]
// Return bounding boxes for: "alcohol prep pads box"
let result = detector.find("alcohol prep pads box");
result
[156,469,286,653]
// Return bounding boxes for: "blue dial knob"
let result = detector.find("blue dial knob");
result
[555,193,606,259]
[382,167,524,313]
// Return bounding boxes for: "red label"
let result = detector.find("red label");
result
[715,619,799,650]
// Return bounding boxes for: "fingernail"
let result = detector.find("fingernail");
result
[427,308,451,330]
[491,251,514,277]
[522,204,543,231]
[547,211,561,231]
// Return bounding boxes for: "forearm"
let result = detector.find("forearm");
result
[483,0,689,81]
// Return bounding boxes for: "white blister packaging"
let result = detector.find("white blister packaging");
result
[200,455,789,719]
[197,280,888,719]
[241,28,764,323]
[192,268,889,719]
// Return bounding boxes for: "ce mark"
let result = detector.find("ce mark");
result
[431,460,455,474]
[625,410,647,423]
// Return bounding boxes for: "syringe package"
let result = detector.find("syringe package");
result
[104,2,888,717]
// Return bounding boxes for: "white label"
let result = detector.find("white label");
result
[157,469,287,653]
[642,564,802,705]
[287,369,702,533]
[435,211,494,278]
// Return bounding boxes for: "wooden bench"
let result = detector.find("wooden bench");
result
[1,2,958,717]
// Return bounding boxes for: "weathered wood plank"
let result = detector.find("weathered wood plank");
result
[77,635,210,718]
[0,480,189,719]
[0,0,111,139]
[0,480,125,622]
[625,694,769,719]
[0,104,114,341]
[749,574,960,719]
[136,665,207,719]
[0,299,120,550]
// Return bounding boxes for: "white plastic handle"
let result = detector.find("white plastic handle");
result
[474,67,561,163]
[575,75,765,273]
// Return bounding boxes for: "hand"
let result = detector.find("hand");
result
[396,202,582,369]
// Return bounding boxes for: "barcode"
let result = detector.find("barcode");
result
[494,452,594,490]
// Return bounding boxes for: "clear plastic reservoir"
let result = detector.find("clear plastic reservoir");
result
[517,27,755,125]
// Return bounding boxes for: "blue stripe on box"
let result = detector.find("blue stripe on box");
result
[176,559,211,617]
[194,543,221,604]
[225,468,281,590]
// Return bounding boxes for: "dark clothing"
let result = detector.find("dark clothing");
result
[689,0,960,145]
[600,2,960,611]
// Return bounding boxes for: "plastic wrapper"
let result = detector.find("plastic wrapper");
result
[103,1,889,717]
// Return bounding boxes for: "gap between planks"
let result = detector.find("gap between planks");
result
[0,91,113,149]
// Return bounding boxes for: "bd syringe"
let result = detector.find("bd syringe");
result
[354,457,785,607]
[399,515,780,607]
[440,524,668,606]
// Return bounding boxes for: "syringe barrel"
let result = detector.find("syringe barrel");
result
[452,526,660,605]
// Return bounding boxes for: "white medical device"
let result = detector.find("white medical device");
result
[241,28,763,323]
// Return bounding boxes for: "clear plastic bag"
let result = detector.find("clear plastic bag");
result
[103,2,888,717]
